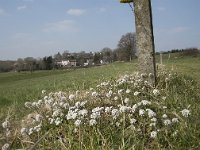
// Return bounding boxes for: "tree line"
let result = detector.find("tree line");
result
[0,32,137,72]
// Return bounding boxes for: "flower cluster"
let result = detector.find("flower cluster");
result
[2,71,193,149]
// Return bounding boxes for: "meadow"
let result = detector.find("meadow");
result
[0,53,200,149]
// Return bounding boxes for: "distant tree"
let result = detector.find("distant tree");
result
[117,32,136,61]
[54,52,62,61]
[93,52,101,64]
[43,56,53,70]
[0,61,15,72]
[24,57,36,72]
[182,48,199,57]
[62,50,70,59]
[101,47,113,63]
[15,58,24,72]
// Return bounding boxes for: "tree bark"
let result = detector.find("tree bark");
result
[133,0,157,86]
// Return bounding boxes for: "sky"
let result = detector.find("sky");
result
[0,0,200,60]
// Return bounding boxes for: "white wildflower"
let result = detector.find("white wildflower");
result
[126,89,131,94]
[162,114,168,118]
[124,98,129,104]
[172,118,179,123]
[164,119,171,126]
[49,118,54,124]
[131,104,138,113]
[35,114,42,122]
[114,96,118,101]
[139,109,145,116]
[105,107,112,113]
[20,128,27,136]
[80,101,87,107]
[90,112,101,119]
[141,100,151,105]
[75,102,80,108]
[116,122,120,127]
[74,119,81,127]
[91,92,98,97]
[172,130,178,136]
[163,106,167,109]
[119,105,130,113]
[118,89,123,95]
[28,128,34,135]
[151,117,157,122]
[153,89,160,96]
[111,109,119,119]
[149,123,156,127]
[2,120,10,129]
[134,91,140,96]
[2,143,9,150]
[130,118,137,124]
[78,109,88,117]
[42,90,46,94]
[146,109,156,118]
[106,90,113,98]
[150,131,157,138]
[55,118,62,126]
[25,102,32,108]
[180,109,190,117]
[69,94,75,101]
[89,119,97,126]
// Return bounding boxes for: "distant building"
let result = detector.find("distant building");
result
[55,60,77,67]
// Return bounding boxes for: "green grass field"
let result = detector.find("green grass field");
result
[0,54,200,149]
[0,62,137,118]
[0,55,199,113]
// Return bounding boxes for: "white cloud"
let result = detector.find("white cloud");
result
[43,20,77,32]
[67,9,86,16]
[17,5,27,10]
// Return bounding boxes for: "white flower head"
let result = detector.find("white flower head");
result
[130,118,137,124]
[105,107,112,113]
[42,90,46,94]
[2,143,9,150]
[2,120,10,129]
[114,96,118,101]
[162,114,168,118]
[172,118,179,123]
[164,119,171,126]
[126,89,131,94]
[69,94,75,101]
[124,98,129,104]
[74,119,82,127]
[151,117,157,122]
[180,109,190,117]
[141,100,151,106]
[146,109,156,118]
[91,91,98,97]
[150,131,157,138]
[134,91,140,96]
[153,89,160,96]
[139,109,145,116]
[20,127,27,136]
[89,119,97,126]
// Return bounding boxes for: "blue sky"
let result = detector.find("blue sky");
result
[0,0,200,60]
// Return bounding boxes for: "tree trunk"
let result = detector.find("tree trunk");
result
[133,0,157,86]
